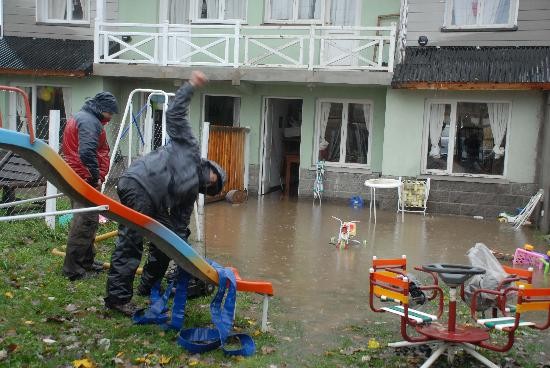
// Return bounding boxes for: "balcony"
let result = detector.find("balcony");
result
[94,22,397,73]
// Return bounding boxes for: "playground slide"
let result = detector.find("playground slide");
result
[0,128,273,295]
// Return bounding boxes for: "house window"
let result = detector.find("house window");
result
[38,0,90,24]
[316,100,372,167]
[204,95,241,126]
[191,0,247,22]
[10,85,70,141]
[266,0,324,23]
[444,0,518,29]
[0,0,4,38]
[423,100,510,177]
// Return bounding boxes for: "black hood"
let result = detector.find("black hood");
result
[83,92,119,118]
[200,159,226,196]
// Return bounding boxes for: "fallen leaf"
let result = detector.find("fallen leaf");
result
[246,319,256,326]
[65,304,78,313]
[368,338,381,349]
[73,358,95,368]
[361,355,371,362]
[7,344,18,353]
[252,329,262,337]
[4,292,13,299]
[42,338,56,344]
[116,352,124,358]
[98,338,110,351]
[46,316,66,324]
[261,346,276,355]
[24,320,34,325]
[47,296,56,301]
[281,336,292,342]
[0,350,7,362]
[159,355,171,364]
[135,357,151,364]
[339,346,365,356]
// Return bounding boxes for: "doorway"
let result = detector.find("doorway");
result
[260,98,303,196]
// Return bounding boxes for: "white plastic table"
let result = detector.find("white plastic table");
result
[364,178,404,224]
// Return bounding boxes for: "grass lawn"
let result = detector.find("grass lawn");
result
[1,218,549,367]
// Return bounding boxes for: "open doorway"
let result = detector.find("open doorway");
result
[260,98,302,196]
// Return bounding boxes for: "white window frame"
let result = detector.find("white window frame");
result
[8,82,71,137]
[0,0,4,38]
[443,0,519,30]
[421,98,512,179]
[36,0,91,25]
[265,0,326,24]
[190,0,248,24]
[314,98,374,169]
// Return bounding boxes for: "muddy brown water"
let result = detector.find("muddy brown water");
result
[204,195,548,353]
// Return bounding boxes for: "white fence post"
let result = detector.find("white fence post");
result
[45,110,60,229]
[244,126,250,191]
[196,122,210,254]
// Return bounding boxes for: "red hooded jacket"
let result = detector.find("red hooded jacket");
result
[62,100,113,183]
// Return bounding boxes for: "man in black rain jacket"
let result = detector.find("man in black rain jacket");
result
[104,71,225,316]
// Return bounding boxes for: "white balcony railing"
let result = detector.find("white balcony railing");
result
[94,22,397,72]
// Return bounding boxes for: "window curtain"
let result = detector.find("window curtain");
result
[452,0,477,25]
[487,103,508,159]
[298,0,319,20]
[15,87,32,133]
[225,0,246,20]
[481,0,509,24]
[79,0,89,20]
[169,0,191,23]
[270,0,292,20]
[48,0,67,20]
[329,0,357,26]
[360,103,371,162]
[318,102,331,151]
[61,87,72,119]
[428,104,446,158]
[232,97,241,126]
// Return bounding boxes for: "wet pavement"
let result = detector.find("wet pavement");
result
[204,194,548,352]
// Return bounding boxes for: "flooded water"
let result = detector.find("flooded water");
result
[204,194,548,351]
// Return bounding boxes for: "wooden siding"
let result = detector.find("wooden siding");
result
[407,0,550,46]
[3,0,118,40]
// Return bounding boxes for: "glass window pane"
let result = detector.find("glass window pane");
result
[225,0,246,20]
[426,104,451,171]
[71,0,86,20]
[36,86,66,140]
[329,0,357,26]
[452,0,478,26]
[270,0,292,20]
[199,0,219,19]
[319,102,342,162]
[298,0,320,20]
[453,102,506,176]
[169,0,191,23]
[345,103,369,164]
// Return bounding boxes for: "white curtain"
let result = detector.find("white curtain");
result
[232,97,241,126]
[329,0,357,26]
[270,0,292,20]
[61,87,72,119]
[487,103,508,159]
[481,0,508,24]
[298,0,320,20]
[169,0,191,23]
[428,104,446,158]
[15,87,32,133]
[80,0,89,20]
[318,102,332,150]
[48,0,67,20]
[453,0,477,26]
[225,0,246,20]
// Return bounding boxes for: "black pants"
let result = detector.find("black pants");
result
[105,177,184,305]
[63,200,99,279]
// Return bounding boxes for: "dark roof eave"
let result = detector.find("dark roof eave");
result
[0,68,89,78]
[392,81,550,90]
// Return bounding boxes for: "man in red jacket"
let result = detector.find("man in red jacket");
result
[61,92,119,280]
